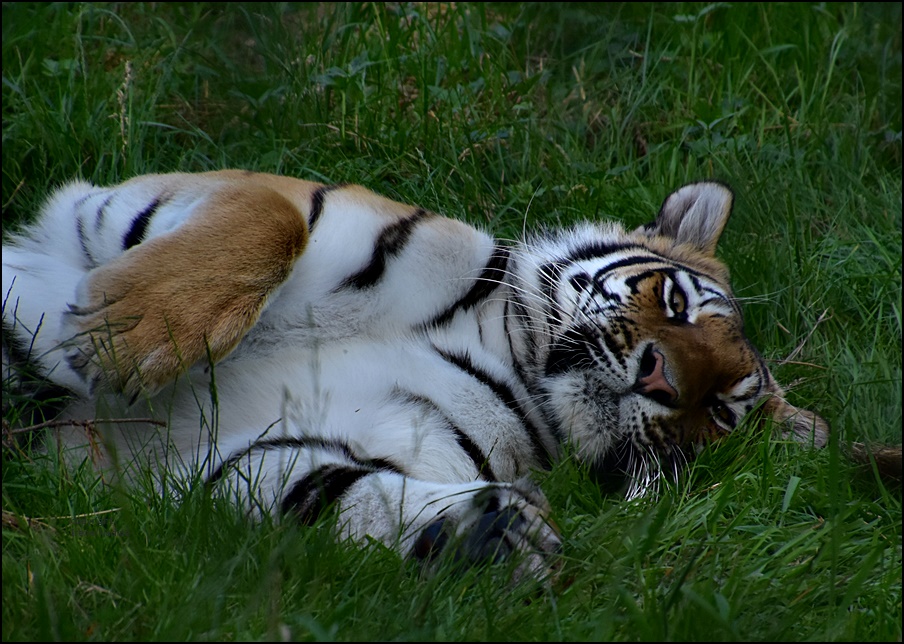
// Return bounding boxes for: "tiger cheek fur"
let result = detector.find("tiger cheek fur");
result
[2,173,828,581]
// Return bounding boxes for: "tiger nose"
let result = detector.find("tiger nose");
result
[634,345,679,407]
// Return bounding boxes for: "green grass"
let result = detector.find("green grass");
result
[2,2,901,641]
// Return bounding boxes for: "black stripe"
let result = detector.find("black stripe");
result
[539,260,565,287]
[503,297,566,443]
[592,255,663,283]
[687,273,702,295]
[437,348,551,469]
[538,261,565,329]
[569,241,726,287]
[308,184,345,231]
[427,245,509,327]
[204,435,402,485]
[396,389,498,481]
[623,269,660,294]
[505,294,535,386]
[95,194,113,231]
[122,198,162,249]
[566,241,641,264]
[544,328,596,376]
[73,193,92,208]
[76,215,95,267]
[452,428,498,482]
[692,274,737,315]
[615,319,634,354]
[338,208,432,289]
[599,326,628,367]
[280,465,372,525]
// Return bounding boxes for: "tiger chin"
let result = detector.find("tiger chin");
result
[2,171,830,583]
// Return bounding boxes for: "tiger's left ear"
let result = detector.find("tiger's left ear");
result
[638,181,734,256]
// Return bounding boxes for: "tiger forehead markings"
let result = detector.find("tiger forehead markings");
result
[1,171,828,581]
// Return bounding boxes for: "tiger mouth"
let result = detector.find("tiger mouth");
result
[592,436,690,499]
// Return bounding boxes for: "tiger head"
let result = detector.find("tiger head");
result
[509,181,828,497]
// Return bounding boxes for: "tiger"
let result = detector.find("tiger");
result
[1,171,829,581]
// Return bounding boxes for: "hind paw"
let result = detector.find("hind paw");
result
[64,243,289,396]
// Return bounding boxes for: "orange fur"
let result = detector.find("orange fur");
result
[74,177,311,394]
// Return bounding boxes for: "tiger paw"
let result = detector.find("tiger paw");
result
[62,185,308,397]
[411,480,562,584]
[63,251,262,397]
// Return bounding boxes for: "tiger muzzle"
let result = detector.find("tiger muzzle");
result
[634,345,678,407]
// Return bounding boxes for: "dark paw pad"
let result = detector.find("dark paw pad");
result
[412,508,526,566]
[459,507,524,563]
[412,518,450,561]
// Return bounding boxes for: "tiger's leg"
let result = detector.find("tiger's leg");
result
[65,181,309,396]
[211,438,562,583]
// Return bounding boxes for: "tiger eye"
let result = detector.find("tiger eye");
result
[670,287,686,315]
[711,402,735,427]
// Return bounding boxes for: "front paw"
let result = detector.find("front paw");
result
[412,480,562,584]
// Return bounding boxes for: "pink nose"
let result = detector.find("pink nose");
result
[635,347,678,406]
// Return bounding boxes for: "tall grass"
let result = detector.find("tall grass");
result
[2,3,900,641]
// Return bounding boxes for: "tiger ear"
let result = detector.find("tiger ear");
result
[638,182,734,256]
